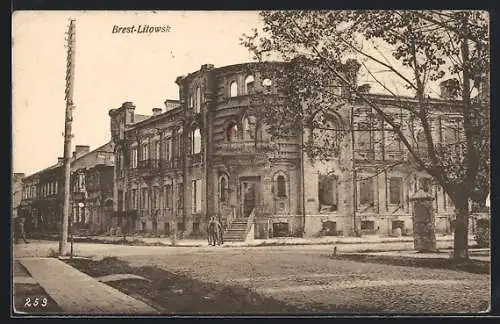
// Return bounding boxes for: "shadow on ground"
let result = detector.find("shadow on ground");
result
[65,257,382,315]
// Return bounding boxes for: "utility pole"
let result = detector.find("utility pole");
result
[59,19,76,257]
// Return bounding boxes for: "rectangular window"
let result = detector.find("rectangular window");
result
[389,177,403,205]
[359,178,374,205]
[361,220,375,230]
[141,188,148,210]
[165,138,171,160]
[117,190,123,212]
[177,183,184,212]
[141,143,149,161]
[156,141,160,160]
[131,189,137,209]
[152,187,160,210]
[176,132,182,157]
[191,180,202,213]
[164,185,172,209]
[131,147,138,168]
[419,178,432,193]
[318,174,338,211]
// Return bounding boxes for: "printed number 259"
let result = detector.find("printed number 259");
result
[24,297,48,307]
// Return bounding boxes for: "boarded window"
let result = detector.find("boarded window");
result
[359,178,374,205]
[389,177,403,205]
[392,220,405,230]
[272,222,289,237]
[361,220,375,230]
[321,221,337,236]
[276,175,286,197]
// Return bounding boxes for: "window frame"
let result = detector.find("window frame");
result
[229,81,238,97]
[389,177,403,205]
[359,177,374,206]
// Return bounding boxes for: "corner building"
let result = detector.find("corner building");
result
[109,62,478,239]
[109,62,305,239]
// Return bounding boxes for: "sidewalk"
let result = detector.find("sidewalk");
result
[67,233,470,247]
[352,248,490,262]
[17,257,158,314]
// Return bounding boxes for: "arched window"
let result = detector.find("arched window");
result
[277,175,286,198]
[226,122,238,142]
[174,127,183,157]
[189,95,194,108]
[220,176,228,202]
[192,128,201,154]
[244,75,255,94]
[195,86,201,113]
[230,81,238,97]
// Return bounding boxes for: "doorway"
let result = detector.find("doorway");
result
[239,177,260,218]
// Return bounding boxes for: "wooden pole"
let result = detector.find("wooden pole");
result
[59,19,76,257]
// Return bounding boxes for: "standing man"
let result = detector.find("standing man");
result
[15,216,29,244]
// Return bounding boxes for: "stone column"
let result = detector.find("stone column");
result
[410,189,438,252]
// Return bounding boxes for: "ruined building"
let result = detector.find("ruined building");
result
[108,62,483,240]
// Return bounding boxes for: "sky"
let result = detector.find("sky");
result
[12,11,263,175]
[12,11,467,176]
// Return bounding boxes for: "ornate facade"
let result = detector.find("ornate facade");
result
[109,62,480,239]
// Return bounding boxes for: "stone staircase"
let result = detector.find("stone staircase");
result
[223,219,249,242]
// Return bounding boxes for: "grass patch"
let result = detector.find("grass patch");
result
[333,254,490,274]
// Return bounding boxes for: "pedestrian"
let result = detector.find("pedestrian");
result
[15,216,29,244]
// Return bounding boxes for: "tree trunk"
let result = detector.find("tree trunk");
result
[453,196,469,261]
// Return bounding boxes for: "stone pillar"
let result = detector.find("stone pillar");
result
[410,189,438,252]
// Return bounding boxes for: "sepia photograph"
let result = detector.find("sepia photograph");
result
[11,10,491,316]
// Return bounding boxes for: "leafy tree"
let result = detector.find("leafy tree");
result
[241,10,489,260]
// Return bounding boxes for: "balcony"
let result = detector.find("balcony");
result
[214,140,278,156]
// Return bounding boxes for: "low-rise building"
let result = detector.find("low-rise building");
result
[19,143,114,235]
